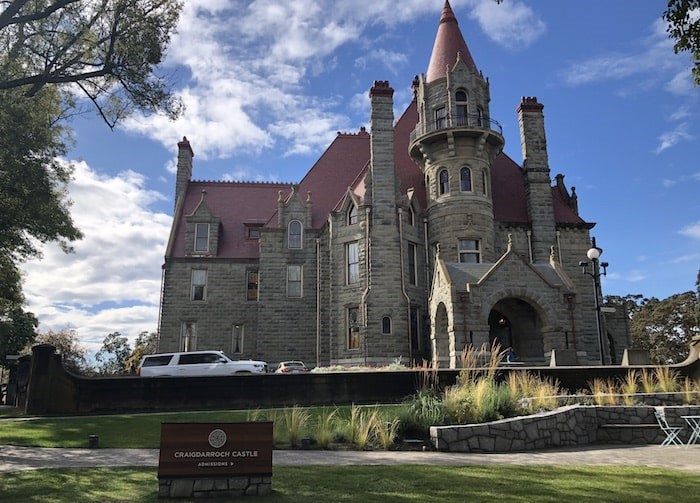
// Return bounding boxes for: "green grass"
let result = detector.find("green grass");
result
[0,465,696,502]
[0,406,405,448]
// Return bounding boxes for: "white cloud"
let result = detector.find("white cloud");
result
[679,221,700,239]
[466,0,546,49]
[654,123,693,154]
[21,161,172,355]
[560,18,679,87]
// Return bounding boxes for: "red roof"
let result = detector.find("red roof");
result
[171,101,585,259]
[426,0,478,83]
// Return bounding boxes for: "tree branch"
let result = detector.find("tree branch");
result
[0,0,81,30]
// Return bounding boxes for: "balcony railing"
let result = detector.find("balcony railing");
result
[409,113,503,144]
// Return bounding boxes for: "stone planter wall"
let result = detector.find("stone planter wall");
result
[431,405,700,453]
[158,476,271,499]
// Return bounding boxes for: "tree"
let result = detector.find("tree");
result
[125,331,158,371]
[629,291,699,364]
[31,329,92,374]
[0,0,184,127]
[664,0,700,85]
[95,331,132,375]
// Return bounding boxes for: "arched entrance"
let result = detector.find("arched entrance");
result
[434,302,450,366]
[488,298,544,363]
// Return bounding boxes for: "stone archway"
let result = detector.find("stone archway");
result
[488,298,544,364]
[433,302,450,367]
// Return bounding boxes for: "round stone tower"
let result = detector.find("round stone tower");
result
[409,0,504,265]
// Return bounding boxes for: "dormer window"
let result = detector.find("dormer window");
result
[348,204,358,225]
[438,169,449,195]
[460,167,472,192]
[455,89,468,125]
[246,225,261,239]
[194,223,209,253]
[288,220,302,249]
[435,106,446,129]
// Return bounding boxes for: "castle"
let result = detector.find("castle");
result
[157,1,629,368]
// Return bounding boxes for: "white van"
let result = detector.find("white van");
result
[137,350,268,377]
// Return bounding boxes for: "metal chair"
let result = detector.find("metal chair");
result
[654,409,683,446]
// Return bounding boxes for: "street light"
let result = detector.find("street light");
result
[579,237,609,365]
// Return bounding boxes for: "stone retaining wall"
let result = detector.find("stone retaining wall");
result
[431,405,700,453]
[158,476,271,499]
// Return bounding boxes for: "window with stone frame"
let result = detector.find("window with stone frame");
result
[288,220,303,249]
[381,316,392,335]
[191,269,207,301]
[435,106,446,129]
[407,206,415,226]
[347,204,358,225]
[180,321,197,351]
[287,264,302,297]
[246,225,261,239]
[246,270,259,301]
[455,89,468,125]
[348,307,360,350]
[231,324,244,354]
[438,169,449,195]
[408,242,417,286]
[194,223,209,253]
[482,170,488,195]
[460,166,472,192]
[347,241,360,284]
[458,239,481,263]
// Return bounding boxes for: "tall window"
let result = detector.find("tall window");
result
[455,89,468,125]
[231,325,244,354]
[180,321,196,351]
[348,307,360,350]
[382,316,392,335]
[460,167,472,192]
[482,170,488,195]
[435,106,446,129]
[287,265,302,297]
[476,107,484,127]
[246,270,259,301]
[347,242,360,284]
[438,169,449,195]
[458,239,481,263]
[348,204,358,225]
[194,223,209,252]
[288,220,302,249]
[191,269,207,301]
[408,242,417,286]
[407,206,414,226]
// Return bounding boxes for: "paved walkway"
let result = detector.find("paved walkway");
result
[2,444,700,474]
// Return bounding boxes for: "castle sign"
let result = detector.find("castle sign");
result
[158,422,273,478]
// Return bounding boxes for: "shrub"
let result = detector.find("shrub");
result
[281,405,309,448]
[398,389,446,436]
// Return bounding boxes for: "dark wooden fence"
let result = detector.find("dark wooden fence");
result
[22,342,700,415]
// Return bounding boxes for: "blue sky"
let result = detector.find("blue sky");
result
[20,0,700,356]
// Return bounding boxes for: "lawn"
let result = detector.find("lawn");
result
[0,465,697,503]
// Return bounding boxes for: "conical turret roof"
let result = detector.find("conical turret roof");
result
[425,0,477,83]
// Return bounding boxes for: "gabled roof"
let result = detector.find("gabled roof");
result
[171,181,287,259]
[426,0,478,83]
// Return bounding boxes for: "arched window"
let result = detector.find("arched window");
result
[482,170,488,195]
[460,167,472,192]
[438,169,449,195]
[407,206,415,226]
[347,204,358,225]
[288,220,302,249]
[381,316,392,335]
[455,89,468,125]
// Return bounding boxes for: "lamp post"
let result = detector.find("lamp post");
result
[579,237,609,365]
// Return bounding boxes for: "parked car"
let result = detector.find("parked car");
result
[137,351,268,377]
[275,361,309,373]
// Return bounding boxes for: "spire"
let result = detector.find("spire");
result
[426,0,477,83]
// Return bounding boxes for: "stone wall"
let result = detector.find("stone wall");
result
[431,404,700,453]
[159,476,271,499]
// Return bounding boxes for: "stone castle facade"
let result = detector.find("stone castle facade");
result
[157,1,630,368]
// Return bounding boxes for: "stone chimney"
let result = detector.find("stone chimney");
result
[175,136,194,211]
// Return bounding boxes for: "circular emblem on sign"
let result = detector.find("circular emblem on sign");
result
[208,429,227,448]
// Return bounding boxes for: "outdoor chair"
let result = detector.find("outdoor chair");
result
[654,409,683,446]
